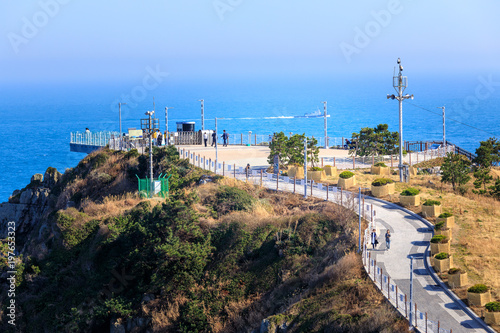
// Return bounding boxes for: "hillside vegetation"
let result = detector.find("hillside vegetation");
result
[0,146,408,333]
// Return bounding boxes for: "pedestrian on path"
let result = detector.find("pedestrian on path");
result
[211,131,217,147]
[385,230,391,250]
[203,132,208,147]
[222,130,229,147]
[371,229,378,249]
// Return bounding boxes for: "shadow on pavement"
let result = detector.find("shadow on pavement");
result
[417,227,433,233]
[411,241,429,246]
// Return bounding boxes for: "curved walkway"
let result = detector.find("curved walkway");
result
[178,147,496,333]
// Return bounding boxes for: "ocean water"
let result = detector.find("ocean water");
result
[1,74,499,202]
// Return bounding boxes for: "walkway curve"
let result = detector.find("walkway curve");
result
[178,147,496,333]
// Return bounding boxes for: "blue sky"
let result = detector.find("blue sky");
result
[1,0,500,83]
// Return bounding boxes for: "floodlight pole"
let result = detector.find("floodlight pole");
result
[438,106,445,147]
[388,58,413,182]
[215,117,218,174]
[199,99,205,130]
[322,101,328,149]
[409,256,414,328]
[147,111,154,197]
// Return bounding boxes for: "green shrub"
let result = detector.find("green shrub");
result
[485,301,500,312]
[434,221,446,231]
[438,212,453,218]
[448,268,461,274]
[430,235,447,243]
[374,162,387,167]
[310,167,323,171]
[372,178,394,186]
[125,149,140,159]
[215,186,255,215]
[423,199,441,206]
[401,187,419,196]
[468,284,489,294]
[434,252,449,260]
[323,165,332,168]
[339,171,355,179]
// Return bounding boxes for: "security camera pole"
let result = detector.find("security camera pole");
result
[387,58,414,182]
[142,111,158,197]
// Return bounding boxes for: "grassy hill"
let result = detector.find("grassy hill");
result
[0,147,408,332]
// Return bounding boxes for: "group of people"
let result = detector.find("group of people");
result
[370,228,391,251]
[203,130,229,148]
[152,129,165,146]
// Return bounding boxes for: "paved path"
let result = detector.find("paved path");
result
[178,147,496,333]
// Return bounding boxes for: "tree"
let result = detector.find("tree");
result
[473,167,493,194]
[267,132,319,169]
[474,137,500,168]
[441,152,471,191]
[350,124,399,157]
[489,179,500,199]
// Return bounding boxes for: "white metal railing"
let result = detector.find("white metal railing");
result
[179,146,454,333]
[70,131,120,147]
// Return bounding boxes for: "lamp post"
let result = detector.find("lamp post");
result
[119,102,126,149]
[145,111,155,197]
[199,99,205,130]
[322,101,328,149]
[438,106,445,147]
[358,187,369,253]
[387,58,414,182]
[304,138,308,198]
[165,106,173,145]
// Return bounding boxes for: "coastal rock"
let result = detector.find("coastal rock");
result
[43,167,62,188]
[110,318,126,333]
[31,173,44,183]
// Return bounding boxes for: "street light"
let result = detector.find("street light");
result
[118,102,126,149]
[387,58,414,182]
[322,101,328,149]
[165,106,173,145]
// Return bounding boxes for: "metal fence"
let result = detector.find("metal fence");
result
[70,131,120,146]
[135,174,171,198]
[178,146,453,333]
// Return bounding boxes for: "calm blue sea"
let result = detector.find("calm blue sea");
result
[1,74,499,202]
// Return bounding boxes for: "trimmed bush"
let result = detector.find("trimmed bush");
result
[430,235,448,244]
[438,212,453,218]
[372,178,394,186]
[215,186,255,215]
[448,268,461,274]
[486,302,500,312]
[423,199,441,206]
[339,171,355,179]
[323,165,332,168]
[434,252,449,260]
[374,162,387,167]
[435,221,446,231]
[310,167,324,171]
[401,187,419,196]
[468,284,489,294]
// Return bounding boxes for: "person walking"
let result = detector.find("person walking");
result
[385,230,391,250]
[203,132,208,147]
[211,131,217,147]
[371,229,378,249]
[222,130,229,147]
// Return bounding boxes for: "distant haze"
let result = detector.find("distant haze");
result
[1,1,500,83]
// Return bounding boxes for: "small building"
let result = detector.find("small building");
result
[176,122,195,132]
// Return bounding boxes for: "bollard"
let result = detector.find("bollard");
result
[311,180,313,196]
[368,252,371,275]
[260,170,263,187]
[223,162,225,176]
[209,158,211,172]
[409,152,412,165]
[276,173,279,191]
[396,285,398,308]
[352,156,355,169]
[234,164,236,178]
[425,313,427,333]
[321,157,324,167]
[198,154,200,167]
[438,321,440,332]
[380,268,383,287]
[405,294,408,318]
[388,276,390,299]
[326,184,329,200]
[293,177,296,193]
[415,303,417,327]
[334,157,336,167]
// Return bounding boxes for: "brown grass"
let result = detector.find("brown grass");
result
[80,193,143,218]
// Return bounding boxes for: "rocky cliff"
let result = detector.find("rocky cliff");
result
[0,167,62,259]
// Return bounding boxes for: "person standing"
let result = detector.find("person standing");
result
[157,132,163,146]
[385,230,391,250]
[211,131,217,147]
[203,132,208,147]
[371,229,378,249]
[222,130,229,147]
